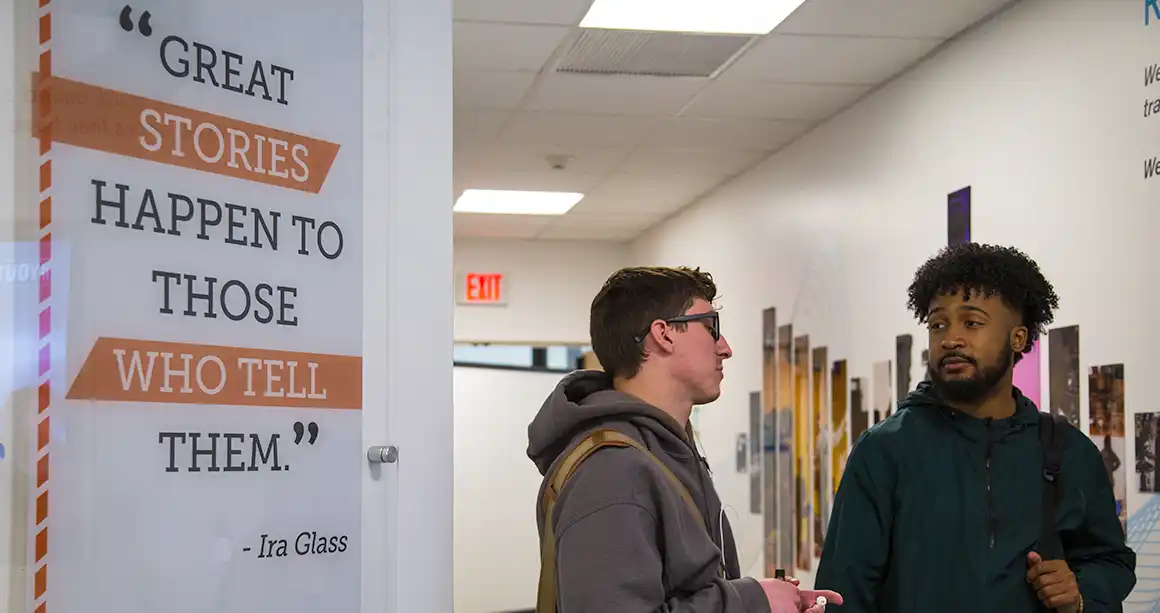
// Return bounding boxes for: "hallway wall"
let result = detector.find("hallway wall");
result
[631,0,1157,595]
[453,366,561,613]
[454,238,628,344]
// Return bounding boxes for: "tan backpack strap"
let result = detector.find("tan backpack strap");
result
[610,431,725,578]
[538,430,630,613]
[598,430,707,530]
[536,429,712,613]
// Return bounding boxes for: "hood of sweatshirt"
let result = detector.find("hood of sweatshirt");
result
[525,369,771,611]
[896,380,1042,444]
[526,369,696,476]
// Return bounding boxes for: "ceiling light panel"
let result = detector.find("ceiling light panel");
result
[579,0,809,35]
[453,190,585,215]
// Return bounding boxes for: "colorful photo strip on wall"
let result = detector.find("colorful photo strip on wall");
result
[750,391,761,513]
[1134,412,1158,494]
[811,347,828,557]
[793,335,811,571]
[777,323,795,571]
[737,434,748,473]
[896,335,912,402]
[830,360,849,498]
[850,378,868,455]
[761,309,778,572]
[1089,364,1127,533]
[1013,340,1042,406]
[1048,326,1081,428]
[948,186,971,246]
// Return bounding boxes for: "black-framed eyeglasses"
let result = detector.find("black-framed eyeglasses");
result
[634,311,720,344]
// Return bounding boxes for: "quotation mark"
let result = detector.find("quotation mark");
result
[293,421,319,445]
[119,5,153,37]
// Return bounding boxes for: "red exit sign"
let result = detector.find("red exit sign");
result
[462,272,505,304]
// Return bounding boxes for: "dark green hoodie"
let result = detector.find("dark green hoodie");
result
[527,370,770,613]
[816,381,1136,612]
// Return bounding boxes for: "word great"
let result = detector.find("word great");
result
[160,35,294,106]
[255,531,349,558]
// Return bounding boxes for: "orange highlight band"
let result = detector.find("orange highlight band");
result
[67,338,361,409]
[32,75,340,194]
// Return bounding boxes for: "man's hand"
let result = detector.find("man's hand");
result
[1027,551,1082,612]
[757,577,843,613]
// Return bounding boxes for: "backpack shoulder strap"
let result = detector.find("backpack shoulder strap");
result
[536,428,709,613]
[1038,412,1069,560]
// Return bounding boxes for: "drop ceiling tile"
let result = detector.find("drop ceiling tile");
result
[724,34,942,84]
[523,73,708,116]
[453,0,594,26]
[777,0,1010,38]
[454,110,513,145]
[536,224,643,241]
[453,22,572,72]
[583,172,726,213]
[499,112,659,147]
[649,117,810,150]
[998,0,1117,23]
[455,168,607,193]
[566,191,676,215]
[536,215,648,240]
[454,212,555,239]
[683,80,870,120]
[595,171,726,198]
[456,144,631,176]
[455,70,539,109]
[454,144,486,175]
[618,147,769,176]
[549,209,662,228]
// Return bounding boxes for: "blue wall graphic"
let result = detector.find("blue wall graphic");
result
[1124,495,1160,611]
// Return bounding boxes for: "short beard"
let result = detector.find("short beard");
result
[929,344,1013,406]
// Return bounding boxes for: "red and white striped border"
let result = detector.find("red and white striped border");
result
[33,1,52,611]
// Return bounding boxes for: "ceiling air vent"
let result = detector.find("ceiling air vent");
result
[554,29,755,78]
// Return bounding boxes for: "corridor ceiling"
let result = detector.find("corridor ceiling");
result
[452,0,1014,241]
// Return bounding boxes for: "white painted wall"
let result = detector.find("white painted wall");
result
[632,0,1157,592]
[453,366,560,613]
[454,237,629,344]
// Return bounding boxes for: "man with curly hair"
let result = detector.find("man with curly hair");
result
[815,244,1136,613]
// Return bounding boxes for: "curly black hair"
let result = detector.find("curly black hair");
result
[906,243,1060,360]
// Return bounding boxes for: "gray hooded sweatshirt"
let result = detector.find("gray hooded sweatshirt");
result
[527,369,771,613]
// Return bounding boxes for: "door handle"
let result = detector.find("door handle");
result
[367,445,398,464]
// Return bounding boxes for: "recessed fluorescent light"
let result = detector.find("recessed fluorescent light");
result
[453,189,584,215]
[579,0,807,35]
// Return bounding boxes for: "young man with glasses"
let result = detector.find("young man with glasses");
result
[527,266,840,613]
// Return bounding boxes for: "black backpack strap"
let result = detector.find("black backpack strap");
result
[1038,412,1067,560]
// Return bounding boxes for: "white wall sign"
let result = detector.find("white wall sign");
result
[30,1,362,611]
